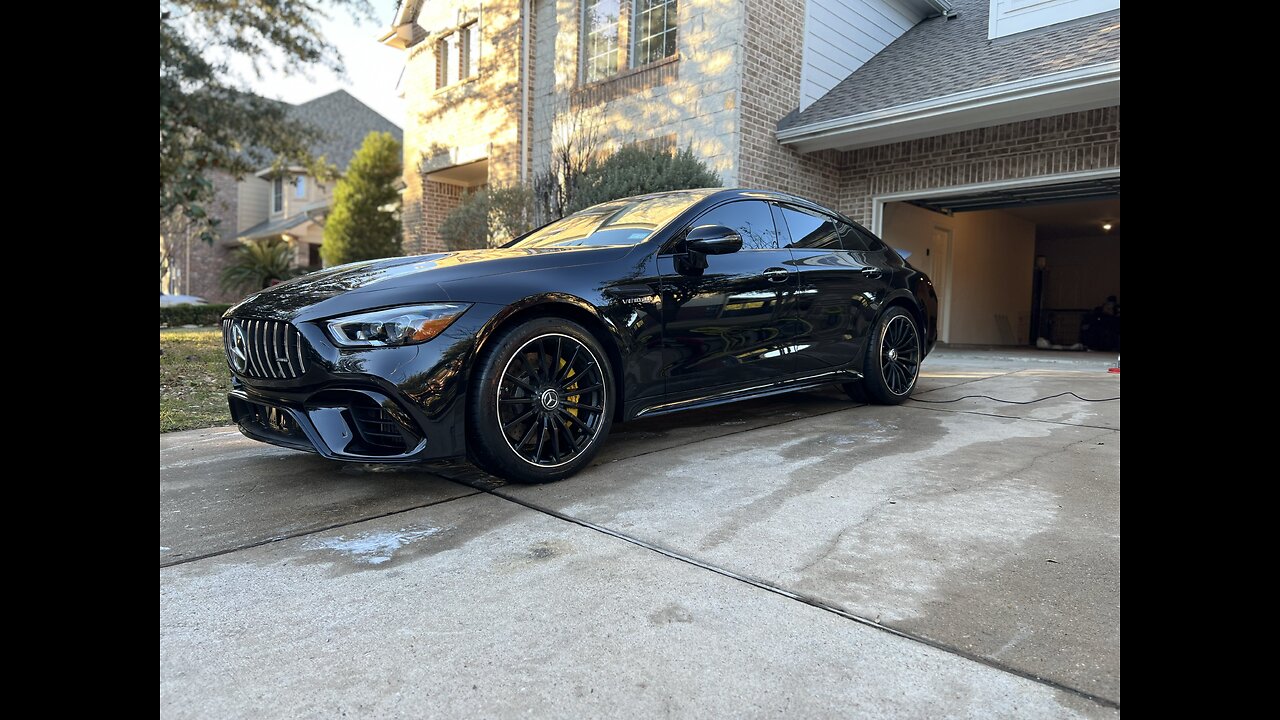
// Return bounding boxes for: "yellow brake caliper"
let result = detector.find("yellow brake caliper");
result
[559,359,580,427]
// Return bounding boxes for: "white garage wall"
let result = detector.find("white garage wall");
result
[883,202,1036,346]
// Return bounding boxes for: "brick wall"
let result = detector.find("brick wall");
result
[529,0,743,185]
[836,106,1122,225]
[737,0,840,206]
[161,170,242,304]
[419,181,468,253]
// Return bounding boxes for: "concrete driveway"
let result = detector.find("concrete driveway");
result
[160,349,1120,718]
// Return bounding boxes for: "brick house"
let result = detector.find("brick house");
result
[161,90,402,303]
[384,0,1120,345]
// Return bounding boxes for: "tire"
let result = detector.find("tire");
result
[468,317,614,483]
[841,306,921,405]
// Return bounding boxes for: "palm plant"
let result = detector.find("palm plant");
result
[220,237,300,293]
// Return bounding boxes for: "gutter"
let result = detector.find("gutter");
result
[776,61,1119,147]
[521,0,531,184]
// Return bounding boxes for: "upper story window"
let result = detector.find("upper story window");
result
[293,176,307,199]
[582,0,621,84]
[460,22,479,79]
[436,22,480,90]
[272,177,284,213]
[581,0,677,84]
[632,0,677,67]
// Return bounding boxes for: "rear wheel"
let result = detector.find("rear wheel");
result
[842,306,921,405]
[468,317,614,483]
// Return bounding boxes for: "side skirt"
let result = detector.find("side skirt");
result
[632,369,863,419]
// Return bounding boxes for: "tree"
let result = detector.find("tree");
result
[159,1,369,239]
[532,97,603,223]
[322,132,403,265]
[570,146,721,213]
[439,186,535,251]
[221,237,301,293]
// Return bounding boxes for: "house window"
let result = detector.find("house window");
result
[582,0,621,83]
[435,27,478,87]
[294,176,306,199]
[632,0,677,67]
[272,177,284,212]
[581,0,677,83]
[460,23,479,79]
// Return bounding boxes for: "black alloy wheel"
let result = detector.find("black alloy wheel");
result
[497,333,606,467]
[842,306,921,405]
[469,318,614,483]
[879,314,920,396]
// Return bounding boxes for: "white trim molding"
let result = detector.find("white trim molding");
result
[869,167,1121,237]
[777,61,1119,153]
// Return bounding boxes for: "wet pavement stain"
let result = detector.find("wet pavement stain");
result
[649,604,694,625]
[303,526,447,565]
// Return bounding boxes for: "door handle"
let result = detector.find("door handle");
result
[763,268,790,283]
[861,267,883,279]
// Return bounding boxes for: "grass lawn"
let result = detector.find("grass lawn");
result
[160,328,230,433]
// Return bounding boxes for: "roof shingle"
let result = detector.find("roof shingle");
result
[284,90,402,170]
[779,0,1120,131]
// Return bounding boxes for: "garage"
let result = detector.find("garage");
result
[878,176,1120,349]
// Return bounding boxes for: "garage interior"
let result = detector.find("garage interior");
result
[881,178,1121,349]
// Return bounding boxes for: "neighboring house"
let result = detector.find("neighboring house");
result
[160,90,403,303]
[384,0,1120,346]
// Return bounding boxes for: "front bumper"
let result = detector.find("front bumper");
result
[225,303,503,462]
[230,388,431,461]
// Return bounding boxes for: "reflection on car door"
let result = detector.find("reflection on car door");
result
[657,200,802,397]
[773,204,892,372]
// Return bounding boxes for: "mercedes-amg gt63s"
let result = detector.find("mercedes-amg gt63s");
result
[222,189,937,482]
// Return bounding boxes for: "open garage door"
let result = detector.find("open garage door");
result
[880,179,1120,349]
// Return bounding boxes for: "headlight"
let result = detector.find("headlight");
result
[325,303,471,348]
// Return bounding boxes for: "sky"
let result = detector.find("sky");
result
[240,4,406,126]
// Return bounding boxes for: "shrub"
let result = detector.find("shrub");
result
[221,237,300,293]
[439,186,535,251]
[322,131,403,265]
[160,304,233,327]
[569,146,720,213]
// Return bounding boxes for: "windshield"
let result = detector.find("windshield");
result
[511,192,706,249]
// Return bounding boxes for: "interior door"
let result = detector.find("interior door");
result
[657,200,800,397]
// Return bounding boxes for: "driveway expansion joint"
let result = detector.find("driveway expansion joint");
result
[432,475,1122,711]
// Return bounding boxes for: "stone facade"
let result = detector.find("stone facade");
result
[401,0,744,254]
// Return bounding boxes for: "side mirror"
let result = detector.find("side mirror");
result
[686,225,743,255]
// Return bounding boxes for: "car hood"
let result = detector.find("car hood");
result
[227,245,631,321]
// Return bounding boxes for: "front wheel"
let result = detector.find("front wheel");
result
[468,317,614,483]
[842,307,921,405]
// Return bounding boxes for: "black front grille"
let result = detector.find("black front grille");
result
[349,406,411,452]
[223,318,310,379]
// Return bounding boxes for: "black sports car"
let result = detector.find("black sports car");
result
[222,188,937,482]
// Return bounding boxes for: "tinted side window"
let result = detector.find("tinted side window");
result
[776,205,841,250]
[836,221,872,251]
[692,200,780,250]
[841,222,887,252]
